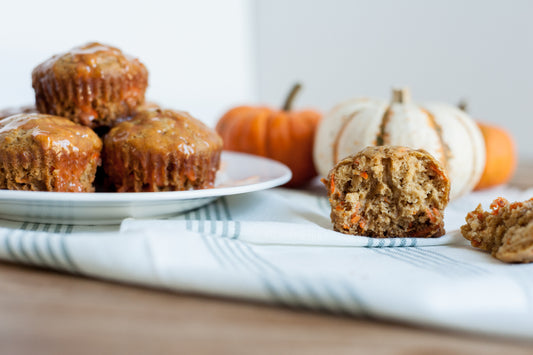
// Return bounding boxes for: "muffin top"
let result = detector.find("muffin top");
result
[105,109,222,156]
[32,42,148,80]
[0,113,102,155]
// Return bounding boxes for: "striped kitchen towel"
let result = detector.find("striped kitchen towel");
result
[0,185,532,339]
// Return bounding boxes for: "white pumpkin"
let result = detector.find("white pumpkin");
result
[314,88,485,200]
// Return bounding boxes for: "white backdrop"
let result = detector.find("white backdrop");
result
[0,0,254,126]
[254,0,533,158]
[1,0,532,158]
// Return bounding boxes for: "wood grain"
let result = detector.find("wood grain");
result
[0,163,532,354]
[1,262,532,355]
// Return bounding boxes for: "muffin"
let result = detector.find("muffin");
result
[32,42,148,128]
[461,197,533,263]
[103,109,223,192]
[324,146,450,238]
[0,105,37,119]
[0,113,102,192]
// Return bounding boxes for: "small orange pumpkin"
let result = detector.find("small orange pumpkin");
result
[458,101,517,190]
[216,84,321,187]
[475,122,517,190]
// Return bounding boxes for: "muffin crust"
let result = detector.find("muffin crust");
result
[0,113,102,192]
[32,42,148,128]
[104,109,222,192]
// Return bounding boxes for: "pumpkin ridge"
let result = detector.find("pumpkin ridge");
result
[233,111,251,152]
[421,107,451,170]
[254,110,269,156]
[375,105,391,146]
[453,112,483,196]
[287,111,298,171]
[314,89,485,200]
[264,110,276,158]
[333,110,362,164]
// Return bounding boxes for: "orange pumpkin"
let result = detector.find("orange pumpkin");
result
[475,122,517,190]
[216,84,321,187]
[458,101,517,190]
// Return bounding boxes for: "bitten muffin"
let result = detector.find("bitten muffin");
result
[103,109,223,192]
[32,42,148,128]
[461,197,533,263]
[0,113,102,192]
[324,146,450,238]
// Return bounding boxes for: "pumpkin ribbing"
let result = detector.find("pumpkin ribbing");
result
[314,88,485,200]
[216,83,321,187]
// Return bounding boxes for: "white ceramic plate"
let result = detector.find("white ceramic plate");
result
[0,151,291,225]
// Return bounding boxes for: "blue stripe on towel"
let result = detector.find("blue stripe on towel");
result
[412,247,487,275]
[3,229,21,263]
[371,247,429,270]
[225,238,301,308]
[60,234,79,274]
[371,247,479,278]
[46,231,63,270]
[17,224,35,265]
[199,234,229,269]
[220,197,232,220]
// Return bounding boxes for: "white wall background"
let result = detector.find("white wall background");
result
[254,0,533,158]
[1,0,532,159]
[0,0,255,126]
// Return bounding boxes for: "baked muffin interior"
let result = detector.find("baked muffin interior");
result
[326,146,450,238]
[461,198,533,263]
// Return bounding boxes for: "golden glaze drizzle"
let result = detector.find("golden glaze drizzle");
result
[0,113,102,192]
[104,109,222,192]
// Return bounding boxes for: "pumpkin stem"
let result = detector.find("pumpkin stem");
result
[391,87,411,104]
[282,83,302,111]
[458,99,468,112]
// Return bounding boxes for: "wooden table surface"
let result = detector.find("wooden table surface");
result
[1,162,533,355]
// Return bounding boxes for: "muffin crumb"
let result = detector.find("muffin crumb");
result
[324,146,450,238]
[461,197,533,263]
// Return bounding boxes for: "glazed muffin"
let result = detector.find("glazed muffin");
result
[461,197,533,263]
[32,42,148,128]
[0,113,102,192]
[0,105,37,119]
[103,109,223,192]
[324,146,450,238]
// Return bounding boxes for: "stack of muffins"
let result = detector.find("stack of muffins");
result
[0,42,223,192]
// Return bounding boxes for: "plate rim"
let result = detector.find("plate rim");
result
[0,151,292,203]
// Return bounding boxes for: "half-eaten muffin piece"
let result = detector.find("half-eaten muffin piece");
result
[461,197,533,263]
[324,146,450,238]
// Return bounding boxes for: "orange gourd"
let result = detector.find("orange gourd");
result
[216,84,321,187]
[475,122,517,190]
[457,101,518,190]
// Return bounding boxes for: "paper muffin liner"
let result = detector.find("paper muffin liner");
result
[0,145,100,192]
[104,145,221,192]
[32,66,148,128]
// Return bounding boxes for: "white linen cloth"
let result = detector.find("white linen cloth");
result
[0,183,532,340]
